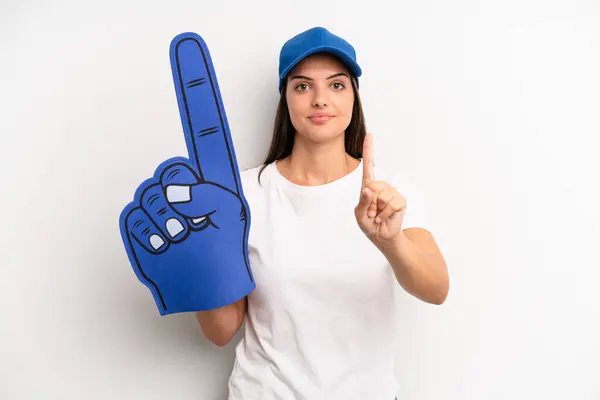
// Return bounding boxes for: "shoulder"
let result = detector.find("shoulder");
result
[239,163,272,194]
[239,164,262,183]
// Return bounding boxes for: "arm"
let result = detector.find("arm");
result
[356,135,448,304]
[195,296,247,347]
[377,228,449,305]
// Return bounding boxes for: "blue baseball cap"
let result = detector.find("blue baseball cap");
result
[278,26,362,93]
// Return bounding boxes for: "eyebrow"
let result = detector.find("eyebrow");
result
[289,72,349,81]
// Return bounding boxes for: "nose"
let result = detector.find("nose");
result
[311,86,328,108]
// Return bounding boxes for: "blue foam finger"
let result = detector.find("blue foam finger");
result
[170,33,241,194]
[126,207,169,254]
[160,163,200,187]
[119,32,255,316]
[140,184,189,243]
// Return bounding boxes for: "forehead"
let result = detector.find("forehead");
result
[289,53,350,76]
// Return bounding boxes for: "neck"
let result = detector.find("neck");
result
[277,133,360,186]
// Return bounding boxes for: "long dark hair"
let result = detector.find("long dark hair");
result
[257,76,367,183]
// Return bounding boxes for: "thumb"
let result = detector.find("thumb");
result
[166,183,240,226]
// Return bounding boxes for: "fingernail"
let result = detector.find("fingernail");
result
[166,185,191,203]
[368,210,376,218]
[149,234,165,250]
[166,218,184,237]
[375,217,381,223]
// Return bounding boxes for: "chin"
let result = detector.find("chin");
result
[300,128,345,143]
[298,122,349,142]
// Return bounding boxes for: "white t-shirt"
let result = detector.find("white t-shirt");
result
[227,160,428,400]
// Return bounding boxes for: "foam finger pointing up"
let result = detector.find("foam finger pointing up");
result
[170,33,240,194]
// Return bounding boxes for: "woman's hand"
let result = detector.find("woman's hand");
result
[354,133,407,247]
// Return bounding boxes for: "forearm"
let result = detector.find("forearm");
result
[376,231,449,305]
[195,297,246,346]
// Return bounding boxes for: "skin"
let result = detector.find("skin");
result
[196,53,449,347]
[356,133,450,306]
[276,53,359,186]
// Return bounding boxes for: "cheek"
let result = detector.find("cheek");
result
[286,97,306,121]
[288,105,304,128]
[339,96,355,121]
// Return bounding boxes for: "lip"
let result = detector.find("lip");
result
[308,113,335,124]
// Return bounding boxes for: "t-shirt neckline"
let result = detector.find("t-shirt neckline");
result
[270,159,363,193]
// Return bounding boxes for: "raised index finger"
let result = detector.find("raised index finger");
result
[362,133,374,186]
[170,32,240,194]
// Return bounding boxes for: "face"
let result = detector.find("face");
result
[285,53,355,143]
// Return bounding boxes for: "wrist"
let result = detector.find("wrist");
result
[374,230,408,253]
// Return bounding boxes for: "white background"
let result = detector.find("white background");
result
[1,0,599,399]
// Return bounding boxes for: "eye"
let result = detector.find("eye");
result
[332,82,346,90]
[295,83,310,92]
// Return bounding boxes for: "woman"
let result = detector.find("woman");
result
[196,26,449,399]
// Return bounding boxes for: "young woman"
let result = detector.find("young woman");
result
[196,26,449,400]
